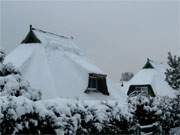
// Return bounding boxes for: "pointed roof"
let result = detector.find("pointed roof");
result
[21,25,41,44]
[143,58,154,69]
[5,26,125,100]
[126,60,177,97]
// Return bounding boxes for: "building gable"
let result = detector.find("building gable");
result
[143,58,154,69]
[21,25,41,44]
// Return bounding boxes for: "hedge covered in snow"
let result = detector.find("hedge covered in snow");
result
[0,96,59,135]
[0,73,41,101]
[128,93,180,134]
[43,99,136,134]
[0,96,137,135]
[0,94,179,135]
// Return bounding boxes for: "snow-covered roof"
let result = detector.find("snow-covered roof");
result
[126,60,177,98]
[33,29,83,56]
[5,28,125,101]
[7,28,105,74]
[128,69,156,85]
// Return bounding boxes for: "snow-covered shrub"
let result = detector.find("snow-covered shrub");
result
[97,101,135,134]
[0,63,20,76]
[148,94,179,133]
[0,98,135,135]
[128,94,180,134]
[170,127,180,135]
[172,92,180,127]
[154,96,180,134]
[0,74,41,101]
[44,99,136,135]
[128,95,159,126]
[0,49,41,101]
[0,96,60,135]
[165,52,180,90]
[156,92,180,131]
[154,96,174,132]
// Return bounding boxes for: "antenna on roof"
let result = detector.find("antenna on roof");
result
[143,58,154,69]
[30,25,33,31]
[147,58,150,62]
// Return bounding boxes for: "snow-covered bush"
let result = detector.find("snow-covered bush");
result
[3,94,178,134]
[0,63,20,76]
[165,52,180,90]
[0,98,136,135]
[172,92,180,127]
[0,96,59,135]
[0,74,41,101]
[151,95,179,134]
[128,95,159,126]
[44,100,136,135]
[128,95,180,134]
[0,49,41,101]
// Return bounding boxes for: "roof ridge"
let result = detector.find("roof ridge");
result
[32,27,74,40]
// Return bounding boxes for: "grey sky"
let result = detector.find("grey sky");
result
[1,1,180,82]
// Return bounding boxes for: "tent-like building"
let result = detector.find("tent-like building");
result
[126,58,177,98]
[5,26,123,100]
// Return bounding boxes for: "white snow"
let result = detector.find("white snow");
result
[170,127,180,135]
[0,96,131,134]
[124,60,177,98]
[5,29,125,101]
[4,45,35,69]
[128,69,156,85]
[40,97,129,119]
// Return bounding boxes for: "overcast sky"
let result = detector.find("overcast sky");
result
[0,1,180,82]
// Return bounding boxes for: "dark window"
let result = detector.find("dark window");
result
[88,76,97,90]
[85,73,109,95]
[127,85,155,97]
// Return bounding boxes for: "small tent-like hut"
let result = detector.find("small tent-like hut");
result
[127,59,176,97]
[5,26,124,100]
